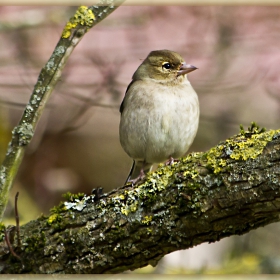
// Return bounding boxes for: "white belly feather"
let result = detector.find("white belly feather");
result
[119,79,199,164]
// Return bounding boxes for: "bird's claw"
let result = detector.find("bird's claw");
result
[165,157,179,166]
[128,169,146,186]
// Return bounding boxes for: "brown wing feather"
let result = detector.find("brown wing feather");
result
[119,80,135,114]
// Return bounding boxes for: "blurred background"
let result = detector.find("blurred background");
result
[1,5,280,274]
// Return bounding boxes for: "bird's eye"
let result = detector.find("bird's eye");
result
[162,62,171,70]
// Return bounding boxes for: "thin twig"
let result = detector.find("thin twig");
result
[15,192,21,249]
[4,227,22,262]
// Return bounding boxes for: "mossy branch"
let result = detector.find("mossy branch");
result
[1,126,280,273]
[0,2,125,221]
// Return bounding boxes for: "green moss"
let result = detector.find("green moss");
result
[62,6,95,39]
[25,231,46,253]
[0,222,5,231]
[0,223,5,240]
[50,201,67,214]
[239,122,266,136]
[49,192,88,215]
[63,192,85,201]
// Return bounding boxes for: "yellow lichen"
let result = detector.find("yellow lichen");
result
[147,228,152,234]
[142,215,153,225]
[183,169,199,178]
[47,213,59,225]
[117,166,175,216]
[112,194,125,202]
[62,6,95,39]
[206,145,225,173]
[228,130,277,160]
[121,201,139,216]
[206,129,280,174]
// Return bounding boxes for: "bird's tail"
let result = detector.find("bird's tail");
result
[124,160,153,184]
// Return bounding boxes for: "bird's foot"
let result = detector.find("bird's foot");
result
[91,187,103,202]
[128,169,146,186]
[165,157,179,166]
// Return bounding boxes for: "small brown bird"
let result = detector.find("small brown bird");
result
[119,50,199,184]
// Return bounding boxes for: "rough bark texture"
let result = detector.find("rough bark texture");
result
[1,126,280,274]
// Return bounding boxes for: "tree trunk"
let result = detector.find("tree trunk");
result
[1,125,280,274]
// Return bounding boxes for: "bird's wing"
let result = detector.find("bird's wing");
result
[119,80,135,114]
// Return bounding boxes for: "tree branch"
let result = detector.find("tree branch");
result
[1,125,280,273]
[0,2,125,220]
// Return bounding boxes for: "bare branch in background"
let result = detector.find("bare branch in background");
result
[0,2,125,220]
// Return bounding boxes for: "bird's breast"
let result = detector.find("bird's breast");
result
[119,80,199,163]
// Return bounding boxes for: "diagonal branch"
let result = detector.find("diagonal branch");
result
[1,125,280,273]
[0,2,125,221]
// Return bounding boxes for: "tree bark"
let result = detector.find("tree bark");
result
[0,125,280,273]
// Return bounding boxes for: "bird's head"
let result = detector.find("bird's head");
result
[132,50,197,84]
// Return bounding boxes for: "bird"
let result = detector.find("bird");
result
[119,49,199,184]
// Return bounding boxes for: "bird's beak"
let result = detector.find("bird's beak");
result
[177,62,197,76]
